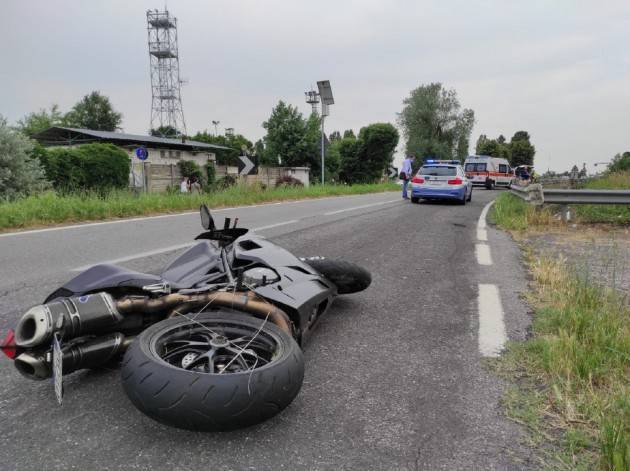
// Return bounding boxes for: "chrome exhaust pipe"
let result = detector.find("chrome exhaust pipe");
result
[14,293,123,348]
[14,353,50,380]
[14,333,131,380]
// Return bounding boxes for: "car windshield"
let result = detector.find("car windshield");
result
[465,163,486,172]
[418,166,457,176]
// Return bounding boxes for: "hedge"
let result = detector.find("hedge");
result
[38,143,130,192]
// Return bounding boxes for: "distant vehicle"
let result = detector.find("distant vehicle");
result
[464,155,513,189]
[410,160,473,205]
[514,165,534,181]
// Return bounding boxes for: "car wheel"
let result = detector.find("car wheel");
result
[485,179,495,190]
[467,188,472,202]
[411,197,419,204]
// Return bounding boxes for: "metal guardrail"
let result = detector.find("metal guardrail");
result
[510,184,630,205]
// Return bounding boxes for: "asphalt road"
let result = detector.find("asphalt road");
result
[0,190,533,470]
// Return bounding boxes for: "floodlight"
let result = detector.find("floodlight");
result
[317,80,334,105]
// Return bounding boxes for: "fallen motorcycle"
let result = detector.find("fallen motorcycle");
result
[1,206,371,431]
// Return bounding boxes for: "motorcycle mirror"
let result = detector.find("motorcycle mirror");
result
[200,205,215,230]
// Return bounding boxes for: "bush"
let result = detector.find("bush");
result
[38,143,129,193]
[178,160,204,183]
[215,175,237,190]
[0,117,50,200]
[276,175,304,187]
[205,163,216,186]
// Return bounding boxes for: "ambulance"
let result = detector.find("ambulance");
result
[463,155,514,189]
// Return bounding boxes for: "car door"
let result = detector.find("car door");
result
[459,166,472,197]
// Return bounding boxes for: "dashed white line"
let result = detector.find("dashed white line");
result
[323,199,400,216]
[71,219,299,271]
[475,243,493,266]
[478,284,507,357]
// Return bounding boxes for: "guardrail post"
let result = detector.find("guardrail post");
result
[528,184,544,206]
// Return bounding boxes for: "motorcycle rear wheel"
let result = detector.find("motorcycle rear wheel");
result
[121,311,304,432]
[302,257,371,294]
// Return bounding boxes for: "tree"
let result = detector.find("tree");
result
[343,129,356,139]
[340,123,399,183]
[150,126,178,138]
[608,151,630,173]
[261,101,320,173]
[16,105,64,137]
[0,116,50,200]
[475,135,510,159]
[63,91,122,131]
[191,131,254,166]
[329,131,342,142]
[398,83,475,161]
[509,131,535,166]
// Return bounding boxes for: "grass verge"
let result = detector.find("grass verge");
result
[491,195,630,469]
[490,192,561,231]
[576,172,630,224]
[0,183,399,231]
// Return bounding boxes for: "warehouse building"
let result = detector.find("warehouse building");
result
[34,127,229,167]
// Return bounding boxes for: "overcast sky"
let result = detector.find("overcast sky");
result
[2,0,628,172]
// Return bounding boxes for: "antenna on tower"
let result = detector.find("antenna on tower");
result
[147,8,186,136]
[304,87,320,114]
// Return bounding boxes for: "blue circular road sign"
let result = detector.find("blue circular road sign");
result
[135,147,148,161]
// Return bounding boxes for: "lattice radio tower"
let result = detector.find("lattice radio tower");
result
[147,9,186,136]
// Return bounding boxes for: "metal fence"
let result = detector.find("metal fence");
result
[510,184,630,205]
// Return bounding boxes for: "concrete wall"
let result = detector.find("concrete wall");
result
[123,147,216,167]
[131,163,311,192]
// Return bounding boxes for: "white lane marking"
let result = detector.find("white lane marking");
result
[0,193,397,239]
[253,220,299,231]
[476,244,493,266]
[475,200,495,263]
[70,219,299,272]
[478,284,507,357]
[476,200,494,242]
[323,199,400,216]
[477,200,494,230]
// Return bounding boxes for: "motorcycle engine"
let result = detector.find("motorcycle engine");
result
[242,267,279,288]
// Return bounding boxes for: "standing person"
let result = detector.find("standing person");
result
[190,176,202,194]
[179,176,189,193]
[400,155,415,199]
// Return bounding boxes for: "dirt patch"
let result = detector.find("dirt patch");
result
[525,225,630,294]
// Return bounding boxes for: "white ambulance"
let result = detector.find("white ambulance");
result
[463,155,514,189]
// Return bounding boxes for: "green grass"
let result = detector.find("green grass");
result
[576,172,630,224]
[492,256,630,470]
[493,171,630,228]
[0,182,399,231]
[490,192,560,231]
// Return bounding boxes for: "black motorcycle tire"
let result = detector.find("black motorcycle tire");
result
[121,311,304,432]
[302,258,372,294]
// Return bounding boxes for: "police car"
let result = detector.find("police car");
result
[410,160,473,205]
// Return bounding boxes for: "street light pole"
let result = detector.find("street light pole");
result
[321,114,325,184]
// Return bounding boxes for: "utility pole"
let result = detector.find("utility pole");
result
[304,81,334,184]
[212,120,220,136]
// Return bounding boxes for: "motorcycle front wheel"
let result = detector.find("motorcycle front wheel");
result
[121,311,304,432]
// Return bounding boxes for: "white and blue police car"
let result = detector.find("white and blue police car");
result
[410,160,473,205]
